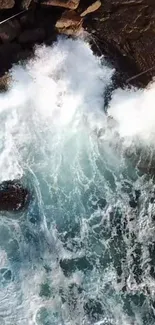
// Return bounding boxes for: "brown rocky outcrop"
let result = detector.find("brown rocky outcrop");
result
[40,0,80,10]
[0,0,15,9]
[0,0,154,87]
[55,9,83,35]
[80,0,101,17]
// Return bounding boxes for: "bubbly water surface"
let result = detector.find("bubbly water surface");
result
[0,37,155,325]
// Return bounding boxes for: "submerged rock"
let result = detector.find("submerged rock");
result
[0,180,29,212]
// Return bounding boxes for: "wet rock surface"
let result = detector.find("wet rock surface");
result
[18,27,45,43]
[0,0,154,87]
[0,19,20,43]
[0,180,29,212]
[84,0,155,86]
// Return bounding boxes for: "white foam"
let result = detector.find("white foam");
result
[108,83,155,145]
[0,36,154,325]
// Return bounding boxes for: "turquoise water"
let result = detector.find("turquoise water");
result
[0,38,155,325]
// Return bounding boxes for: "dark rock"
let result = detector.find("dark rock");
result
[0,43,21,76]
[80,0,101,17]
[18,27,45,43]
[0,180,29,212]
[19,10,35,28]
[0,0,15,9]
[0,20,20,43]
[16,49,32,62]
[41,0,80,10]
[0,73,10,92]
[20,0,33,9]
[84,0,155,86]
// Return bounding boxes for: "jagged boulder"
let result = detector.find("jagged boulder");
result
[55,9,83,35]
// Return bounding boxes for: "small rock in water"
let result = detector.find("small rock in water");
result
[0,180,29,212]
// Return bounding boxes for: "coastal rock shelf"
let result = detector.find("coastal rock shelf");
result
[0,0,155,87]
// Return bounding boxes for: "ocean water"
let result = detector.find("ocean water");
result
[0,37,155,325]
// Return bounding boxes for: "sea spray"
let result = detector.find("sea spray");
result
[0,37,155,325]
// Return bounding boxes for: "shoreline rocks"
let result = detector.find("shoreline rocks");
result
[40,0,80,10]
[55,9,83,35]
[0,0,154,88]
[0,19,20,43]
[18,27,45,43]
[0,0,15,9]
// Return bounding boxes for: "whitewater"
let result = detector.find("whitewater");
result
[0,37,155,325]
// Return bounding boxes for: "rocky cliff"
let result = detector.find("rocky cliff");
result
[0,0,155,87]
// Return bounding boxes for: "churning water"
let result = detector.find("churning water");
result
[1,37,155,325]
